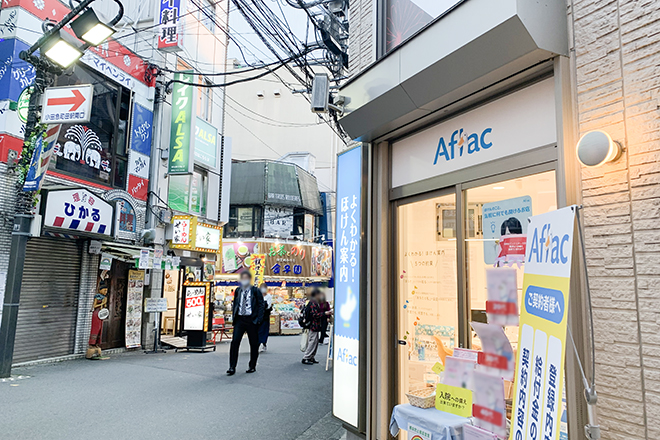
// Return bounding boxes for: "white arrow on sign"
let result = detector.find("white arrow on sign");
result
[41,85,94,125]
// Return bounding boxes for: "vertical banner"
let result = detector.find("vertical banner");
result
[168,71,194,174]
[250,254,266,286]
[23,125,61,192]
[158,0,184,52]
[126,270,145,348]
[509,206,576,440]
[127,103,153,201]
[333,145,363,428]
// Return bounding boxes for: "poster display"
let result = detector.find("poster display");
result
[509,206,576,440]
[472,371,507,437]
[126,270,144,348]
[184,284,209,331]
[311,245,333,277]
[333,145,363,428]
[222,241,260,273]
[99,253,113,270]
[482,196,532,266]
[486,268,519,326]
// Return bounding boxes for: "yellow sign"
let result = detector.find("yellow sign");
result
[432,362,445,375]
[250,253,266,286]
[509,207,576,440]
[435,383,472,418]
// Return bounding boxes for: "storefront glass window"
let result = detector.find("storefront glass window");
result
[385,0,463,53]
[397,192,458,399]
[465,171,557,349]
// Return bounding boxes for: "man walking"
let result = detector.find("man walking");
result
[227,270,265,375]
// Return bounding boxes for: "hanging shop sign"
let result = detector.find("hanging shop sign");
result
[391,79,556,188]
[333,145,365,428]
[194,117,218,168]
[22,124,62,192]
[43,188,114,237]
[127,103,153,201]
[250,254,266,286]
[264,205,294,238]
[158,0,184,52]
[183,282,210,331]
[509,206,576,440]
[170,215,222,253]
[126,270,144,348]
[41,85,93,124]
[168,71,194,174]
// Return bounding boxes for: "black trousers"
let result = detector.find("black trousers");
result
[229,316,260,369]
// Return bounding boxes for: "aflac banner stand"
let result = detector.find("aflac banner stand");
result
[333,145,366,429]
[509,206,576,440]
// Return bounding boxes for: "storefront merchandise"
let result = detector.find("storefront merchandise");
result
[125,270,144,348]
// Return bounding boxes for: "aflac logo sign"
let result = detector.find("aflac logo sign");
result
[433,127,492,164]
[527,223,571,266]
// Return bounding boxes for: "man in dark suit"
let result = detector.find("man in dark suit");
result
[227,270,265,375]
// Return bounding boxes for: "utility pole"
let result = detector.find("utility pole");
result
[0,0,123,378]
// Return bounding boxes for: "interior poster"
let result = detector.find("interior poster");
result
[333,145,362,428]
[125,270,144,348]
[509,206,576,440]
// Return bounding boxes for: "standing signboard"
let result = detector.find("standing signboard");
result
[333,145,366,429]
[168,71,194,174]
[509,206,576,440]
[184,283,210,331]
[41,85,93,124]
[126,270,145,348]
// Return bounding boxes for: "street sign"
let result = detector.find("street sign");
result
[41,85,93,124]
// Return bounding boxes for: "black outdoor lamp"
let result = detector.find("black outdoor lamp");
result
[70,8,116,46]
[41,28,84,68]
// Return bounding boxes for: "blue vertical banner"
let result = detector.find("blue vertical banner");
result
[333,145,362,428]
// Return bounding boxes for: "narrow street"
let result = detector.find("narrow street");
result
[0,336,343,440]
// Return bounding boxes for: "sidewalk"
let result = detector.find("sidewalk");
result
[0,335,343,440]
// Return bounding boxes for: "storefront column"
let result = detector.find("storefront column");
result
[74,241,100,355]
[368,141,394,439]
[142,268,164,350]
[554,55,590,440]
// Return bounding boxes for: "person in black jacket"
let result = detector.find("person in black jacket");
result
[227,270,265,376]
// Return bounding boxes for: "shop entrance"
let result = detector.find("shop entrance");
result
[395,167,557,405]
[101,260,131,349]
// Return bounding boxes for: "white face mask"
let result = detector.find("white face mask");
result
[260,288,267,294]
[240,279,250,287]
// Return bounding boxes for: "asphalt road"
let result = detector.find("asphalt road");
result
[0,335,343,440]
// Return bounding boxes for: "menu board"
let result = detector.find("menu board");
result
[184,285,208,331]
[125,270,144,348]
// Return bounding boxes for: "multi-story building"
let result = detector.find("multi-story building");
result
[0,0,230,365]
[330,1,660,440]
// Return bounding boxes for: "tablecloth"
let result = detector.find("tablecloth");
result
[390,404,470,440]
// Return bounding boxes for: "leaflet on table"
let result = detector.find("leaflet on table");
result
[486,268,519,326]
[443,356,475,389]
[464,424,500,440]
[472,371,507,438]
[471,322,514,381]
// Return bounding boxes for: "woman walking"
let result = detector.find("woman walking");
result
[258,283,273,352]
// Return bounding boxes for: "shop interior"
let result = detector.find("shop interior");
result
[396,169,558,412]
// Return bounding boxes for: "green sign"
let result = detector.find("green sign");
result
[194,117,218,168]
[168,71,194,174]
[17,87,32,123]
[168,174,190,212]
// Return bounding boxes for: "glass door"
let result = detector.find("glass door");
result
[397,191,458,400]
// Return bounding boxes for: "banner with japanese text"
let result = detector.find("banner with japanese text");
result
[333,145,363,428]
[168,71,194,174]
[509,206,576,440]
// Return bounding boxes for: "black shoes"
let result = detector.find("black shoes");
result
[246,367,256,373]
[227,368,236,376]
[302,359,314,365]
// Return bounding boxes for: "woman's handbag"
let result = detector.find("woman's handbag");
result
[300,329,309,352]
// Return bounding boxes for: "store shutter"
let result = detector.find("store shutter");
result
[13,237,82,363]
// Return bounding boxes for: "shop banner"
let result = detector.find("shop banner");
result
[43,188,114,237]
[23,124,61,192]
[158,0,184,52]
[168,71,194,174]
[266,243,310,278]
[333,145,363,428]
[126,270,144,348]
[509,206,576,440]
[250,254,266,286]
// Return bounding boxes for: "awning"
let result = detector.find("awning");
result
[101,242,145,262]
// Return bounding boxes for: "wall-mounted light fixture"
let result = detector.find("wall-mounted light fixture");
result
[576,130,623,167]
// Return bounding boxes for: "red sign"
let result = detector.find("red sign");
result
[477,351,509,370]
[186,295,204,308]
[127,175,148,201]
[472,404,504,427]
[486,301,518,315]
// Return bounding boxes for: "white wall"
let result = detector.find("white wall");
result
[224,61,340,193]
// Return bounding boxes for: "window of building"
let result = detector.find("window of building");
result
[197,77,213,123]
[167,168,209,217]
[225,206,263,238]
[383,0,464,54]
[48,65,131,188]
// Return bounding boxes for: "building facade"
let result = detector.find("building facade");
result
[331,1,660,440]
[0,0,230,365]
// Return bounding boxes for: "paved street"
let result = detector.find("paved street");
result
[0,336,343,440]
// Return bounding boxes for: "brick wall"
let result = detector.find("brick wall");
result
[347,0,375,76]
[571,1,660,439]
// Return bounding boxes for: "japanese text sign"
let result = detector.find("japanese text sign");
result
[168,71,194,174]
[158,0,184,52]
[509,206,576,440]
[250,254,266,286]
[43,188,113,236]
[183,284,208,331]
[171,215,196,248]
[435,383,472,418]
[41,85,93,124]
[194,117,218,168]
[194,223,222,252]
[333,145,363,428]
